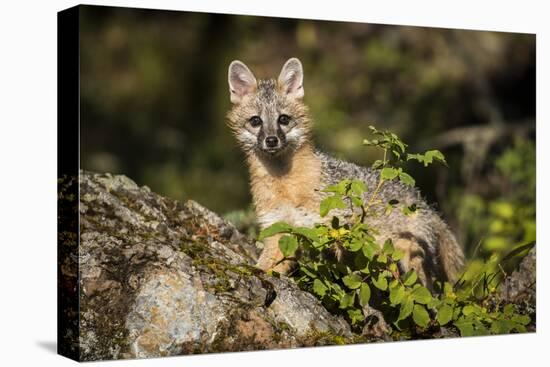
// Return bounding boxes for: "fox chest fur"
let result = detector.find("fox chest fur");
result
[248,145,323,229]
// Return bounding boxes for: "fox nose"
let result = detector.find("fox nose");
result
[265,136,279,148]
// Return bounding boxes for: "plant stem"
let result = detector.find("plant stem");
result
[365,178,385,214]
[363,147,387,215]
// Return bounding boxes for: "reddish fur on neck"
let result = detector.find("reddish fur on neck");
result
[246,144,321,224]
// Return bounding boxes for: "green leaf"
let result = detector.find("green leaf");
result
[503,304,515,315]
[411,286,432,304]
[358,283,371,307]
[372,274,388,291]
[259,222,292,240]
[335,262,350,276]
[382,239,394,255]
[354,253,368,272]
[362,241,378,260]
[425,150,447,166]
[381,167,399,180]
[491,320,514,334]
[397,296,414,321]
[347,309,365,325]
[323,180,350,194]
[398,171,415,186]
[331,283,345,298]
[350,180,367,196]
[300,265,317,278]
[347,239,363,252]
[372,159,384,169]
[312,279,328,297]
[320,194,347,217]
[473,323,489,336]
[403,270,418,286]
[363,138,379,146]
[412,304,430,328]
[514,324,527,333]
[343,273,363,290]
[292,227,321,242]
[436,304,453,326]
[351,196,363,207]
[278,235,298,257]
[511,314,531,325]
[392,249,404,261]
[455,318,475,336]
[339,291,356,309]
[462,305,477,316]
[389,284,405,305]
[407,150,447,167]
[406,153,424,164]
[394,139,406,154]
[443,282,454,297]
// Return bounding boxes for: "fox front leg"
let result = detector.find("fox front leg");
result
[256,234,296,275]
[394,237,433,291]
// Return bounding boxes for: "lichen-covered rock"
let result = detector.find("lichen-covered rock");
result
[58,171,536,361]
[73,171,354,361]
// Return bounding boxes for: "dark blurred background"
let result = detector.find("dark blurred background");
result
[80,5,535,258]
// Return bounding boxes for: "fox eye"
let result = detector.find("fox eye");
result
[249,116,262,127]
[278,114,291,125]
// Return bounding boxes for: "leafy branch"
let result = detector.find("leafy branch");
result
[258,125,533,338]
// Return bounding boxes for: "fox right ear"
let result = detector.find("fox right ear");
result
[228,61,257,104]
[278,58,304,99]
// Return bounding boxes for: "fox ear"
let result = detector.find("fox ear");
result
[278,58,304,99]
[228,60,257,104]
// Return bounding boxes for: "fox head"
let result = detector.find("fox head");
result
[226,58,312,158]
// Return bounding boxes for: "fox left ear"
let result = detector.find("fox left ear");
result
[278,58,304,99]
[228,60,257,104]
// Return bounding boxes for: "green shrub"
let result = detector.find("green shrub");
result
[259,126,533,337]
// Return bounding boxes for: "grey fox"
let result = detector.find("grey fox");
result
[226,57,464,288]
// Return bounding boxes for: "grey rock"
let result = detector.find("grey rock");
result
[58,171,536,361]
[72,171,355,361]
